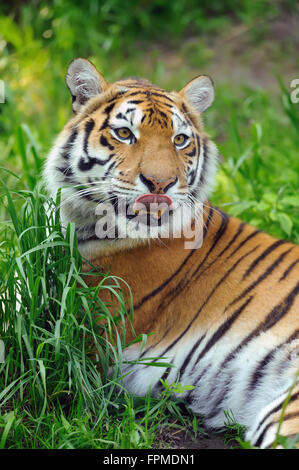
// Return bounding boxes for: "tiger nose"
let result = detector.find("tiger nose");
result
[139,174,178,194]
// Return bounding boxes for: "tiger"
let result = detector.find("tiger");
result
[44,58,299,449]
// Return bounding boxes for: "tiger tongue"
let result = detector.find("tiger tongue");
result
[135,194,173,206]
[133,194,173,219]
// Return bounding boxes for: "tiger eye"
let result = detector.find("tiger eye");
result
[116,127,132,139]
[174,134,188,146]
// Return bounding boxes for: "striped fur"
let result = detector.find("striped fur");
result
[45,59,299,448]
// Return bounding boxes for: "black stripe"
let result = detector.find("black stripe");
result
[56,166,73,178]
[156,361,177,390]
[139,326,172,360]
[152,100,173,109]
[198,137,207,186]
[115,112,127,121]
[205,373,233,420]
[159,221,248,312]
[124,91,146,98]
[106,93,126,105]
[248,329,299,396]
[248,350,275,395]
[133,249,196,310]
[188,170,195,186]
[206,315,299,423]
[77,120,97,172]
[78,153,115,172]
[185,364,212,404]
[229,248,293,308]
[83,119,95,153]
[255,421,276,447]
[261,280,299,331]
[280,259,299,281]
[103,161,116,178]
[189,135,201,187]
[133,205,214,311]
[186,146,196,157]
[193,296,253,366]
[146,107,154,125]
[104,103,116,115]
[148,91,174,102]
[192,210,230,279]
[254,390,299,444]
[100,135,114,150]
[78,157,95,172]
[136,207,215,359]
[61,129,78,159]
[187,298,255,414]
[159,110,168,120]
[228,230,261,259]
[189,218,244,287]
[172,112,185,126]
[161,243,259,344]
[154,207,223,312]
[242,239,288,279]
[220,280,299,382]
[279,411,299,421]
[162,285,253,365]
[218,222,246,258]
[127,100,143,104]
[74,186,96,202]
[125,91,174,103]
[179,334,206,378]
[100,102,116,131]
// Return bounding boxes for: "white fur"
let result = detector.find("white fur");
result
[66,59,103,103]
[118,321,299,448]
[184,76,214,113]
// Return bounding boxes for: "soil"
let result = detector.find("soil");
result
[156,427,236,450]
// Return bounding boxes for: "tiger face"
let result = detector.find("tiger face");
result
[45,58,218,251]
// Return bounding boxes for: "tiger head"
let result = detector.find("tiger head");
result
[45,58,218,255]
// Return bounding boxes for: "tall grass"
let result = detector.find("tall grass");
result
[0,182,199,449]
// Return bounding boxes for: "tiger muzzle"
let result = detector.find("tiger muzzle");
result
[139,174,178,195]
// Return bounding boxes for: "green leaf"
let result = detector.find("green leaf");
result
[280,195,299,207]
[228,201,255,217]
[262,192,277,204]
[274,212,293,237]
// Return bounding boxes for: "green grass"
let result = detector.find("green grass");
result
[0,0,299,450]
[211,81,299,243]
[0,184,203,449]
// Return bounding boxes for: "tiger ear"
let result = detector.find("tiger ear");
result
[179,75,214,113]
[66,58,107,113]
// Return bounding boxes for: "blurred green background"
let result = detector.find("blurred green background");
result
[1,0,299,240]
